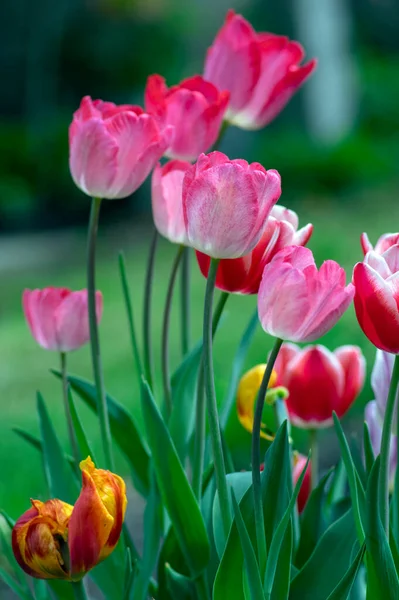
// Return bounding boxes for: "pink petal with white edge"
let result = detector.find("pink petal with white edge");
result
[334,346,366,415]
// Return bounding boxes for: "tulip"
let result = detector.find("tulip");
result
[204,10,316,130]
[361,231,399,256]
[236,364,280,440]
[23,288,103,352]
[196,204,313,294]
[12,457,127,580]
[151,159,191,244]
[183,151,281,258]
[260,453,311,513]
[365,401,397,490]
[145,75,229,161]
[273,343,365,428]
[353,244,399,353]
[258,246,354,343]
[69,96,173,199]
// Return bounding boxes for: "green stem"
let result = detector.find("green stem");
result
[251,338,283,572]
[162,244,185,419]
[143,229,158,390]
[118,251,143,383]
[87,197,114,470]
[194,573,210,600]
[203,259,231,540]
[192,291,229,499]
[379,354,399,534]
[60,352,79,465]
[71,580,88,600]
[309,429,318,490]
[180,247,191,358]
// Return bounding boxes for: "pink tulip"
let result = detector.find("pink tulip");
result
[23,288,103,352]
[353,244,399,353]
[151,160,191,245]
[361,231,399,256]
[69,96,173,199]
[145,75,229,161]
[204,10,316,130]
[274,343,365,428]
[258,246,354,342]
[365,401,397,489]
[182,151,281,259]
[196,204,312,294]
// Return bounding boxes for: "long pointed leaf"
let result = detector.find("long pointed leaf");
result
[326,543,366,600]
[67,387,96,463]
[12,429,74,466]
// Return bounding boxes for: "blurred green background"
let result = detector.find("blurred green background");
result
[1,0,399,521]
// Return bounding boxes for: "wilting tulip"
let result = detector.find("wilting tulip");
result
[236,364,280,440]
[196,205,313,294]
[151,160,191,244]
[145,75,229,161]
[353,244,399,353]
[258,246,354,343]
[23,288,102,352]
[365,401,397,489]
[273,343,365,428]
[261,453,311,513]
[69,96,172,199]
[204,10,316,130]
[183,151,281,258]
[361,231,399,256]
[12,457,127,580]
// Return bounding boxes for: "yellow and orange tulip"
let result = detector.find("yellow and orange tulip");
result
[12,457,127,581]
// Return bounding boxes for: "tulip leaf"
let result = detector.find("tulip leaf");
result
[295,469,333,568]
[157,528,190,600]
[123,547,136,600]
[231,491,264,600]
[270,520,292,600]
[325,543,366,600]
[0,516,31,593]
[37,391,79,504]
[0,568,33,600]
[289,509,358,600]
[33,579,50,600]
[47,581,76,600]
[165,565,195,600]
[52,371,150,497]
[364,457,399,600]
[141,380,210,576]
[67,387,96,463]
[363,422,375,477]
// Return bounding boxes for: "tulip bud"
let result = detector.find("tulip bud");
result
[236,364,278,440]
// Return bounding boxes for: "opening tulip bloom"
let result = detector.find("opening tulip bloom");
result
[365,401,397,490]
[23,288,103,352]
[204,10,316,130]
[12,457,127,580]
[183,151,281,258]
[273,343,365,428]
[353,243,399,353]
[258,246,354,343]
[196,204,313,294]
[145,75,229,161]
[151,159,191,244]
[69,96,173,199]
[361,231,399,256]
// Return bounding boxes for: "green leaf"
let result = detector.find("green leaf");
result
[33,579,50,600]
[231,492,265,600]
[67,387,96,463]
[12,428,75,466]
[363,422,375,478]
[295,469,333,568]
[289,509,358,600]
[326,543,366,600]
[37,392,79,503]
[157,528,190,600]
[123,548,136,600]
[169,342,202,462]
[271,520,292,600]
[47,580,77,600]
[0,568,33,600]
[0,516,30,593]
[165,565,195,600]
[364,458,399,600]
[141,380,210,576]
[53,372,150,497]
[326,460,347,513]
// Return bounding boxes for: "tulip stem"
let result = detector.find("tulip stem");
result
[71,580,88,600]
[203,258,231,540]
[87,196,114,471]
[60,352,79,465]
[379,354,399,534]
[143,229,158,391]
[192,291,229,500]
[162,244,185,419]
[309,429,318,490]
[180,247,191,358]
[251,337,283,573]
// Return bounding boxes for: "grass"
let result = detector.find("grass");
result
[1,182,398,517]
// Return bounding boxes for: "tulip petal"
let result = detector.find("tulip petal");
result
[55,291,102,352]
[334,346,365,417]
[23,288,70,351]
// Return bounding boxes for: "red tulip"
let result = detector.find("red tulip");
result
[182,151,281,259]
[274,343,365,428]
[261,453,311,513]
[196,204,312,294]
[69,96,172,199]
[23,288,102,352]
[145,75,229,161]
[204,10,316,130]
[258,246,354,343]
[361,231,399,256]
[353,244,399,353]
[151,159,191,244]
